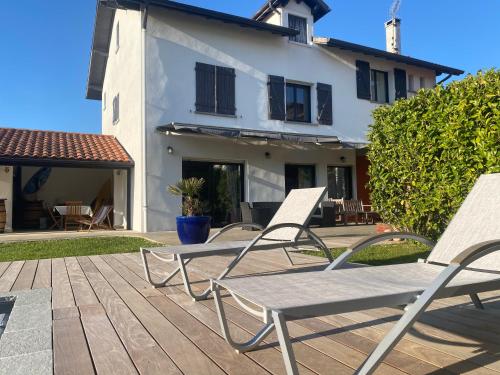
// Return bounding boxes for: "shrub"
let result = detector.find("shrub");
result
[368,69,499,240]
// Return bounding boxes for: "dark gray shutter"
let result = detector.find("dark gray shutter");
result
[195,62,215,113]
[394,68,407,99]
[268,75,285,120]
[317,83,333,125]
[356,60,371,100]
[216,66,236,115]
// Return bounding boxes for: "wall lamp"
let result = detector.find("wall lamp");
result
[167,146,174,155]
[339,156,346,163]
[265,152,271,159]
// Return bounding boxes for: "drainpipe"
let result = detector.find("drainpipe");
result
[140,4,148,233]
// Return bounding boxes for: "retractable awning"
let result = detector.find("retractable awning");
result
[157,123,341,145]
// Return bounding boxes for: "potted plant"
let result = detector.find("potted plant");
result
[168,177,211,244]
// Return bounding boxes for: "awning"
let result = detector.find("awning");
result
[157,123,341,145]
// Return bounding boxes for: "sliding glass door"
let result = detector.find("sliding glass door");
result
[285,164,316,196]
[327,166,353,199]
[182,161,244,227]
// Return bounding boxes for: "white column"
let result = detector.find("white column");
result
[113,169,128,229]
[0,166,13,232]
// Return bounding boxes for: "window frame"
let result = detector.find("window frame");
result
[288,14,308,44]
[285,82,312,123]
[370,69,389,104]
[115,22,120,53]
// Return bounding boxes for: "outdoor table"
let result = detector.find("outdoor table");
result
[54,206,93,217]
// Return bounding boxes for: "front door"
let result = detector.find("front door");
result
[182,161,244,227]
[284,164,316,196]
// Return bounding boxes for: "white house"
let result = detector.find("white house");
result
[86,0,462,232]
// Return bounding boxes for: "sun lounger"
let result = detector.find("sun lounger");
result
[141,187,332,300]
[212,174,500,374]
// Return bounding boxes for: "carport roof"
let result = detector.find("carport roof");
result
[0,127,134,168]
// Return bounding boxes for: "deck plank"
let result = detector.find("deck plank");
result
[65,257,99,306]
[11,259,38,291]
[87,255,226,375]
[51,258,75,309]
[114,252,317,375]
[104,254,271,375]
[0,261,24,292]
[53,317,95,375]
[77,256,182,375]
[32,258,52,289]
[80,304,138,375]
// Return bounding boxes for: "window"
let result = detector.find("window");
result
[408,75,416,92]
[419,77,426,89]
[115,22,120,52]
[288,15,308,44]
[370,70,389,103]
[327,166,353,199]
[102,92,106,111]
[195,62,236,116]
[285,164,316,196]
[112,94,119,124]
[286,83,311,122]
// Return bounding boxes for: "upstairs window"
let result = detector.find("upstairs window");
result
[420,76,426,89]
[370,70,389,103]
[286,83,311,122]
[113,94,120,124]
[195,62,236,116]
[288,15,308,44]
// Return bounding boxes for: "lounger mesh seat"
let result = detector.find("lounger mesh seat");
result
[212,174,500,375]
[141,187,332,300]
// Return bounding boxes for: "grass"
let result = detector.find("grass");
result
[0,237,157,262]
[303,241,432,266]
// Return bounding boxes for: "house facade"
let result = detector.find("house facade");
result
[87,0,462,232]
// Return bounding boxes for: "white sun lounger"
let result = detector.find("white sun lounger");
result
[141,187,333,300]
[212,174,500,374]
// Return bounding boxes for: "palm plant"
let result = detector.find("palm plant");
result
[167,177,205,216]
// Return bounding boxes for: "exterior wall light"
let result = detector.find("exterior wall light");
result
[265,152,271,159]
[167,146,174,155]
[4,167,10,173]
[340,156,346,163]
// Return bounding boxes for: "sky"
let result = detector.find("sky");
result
[0,0,498,134]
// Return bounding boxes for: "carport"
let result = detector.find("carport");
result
[0,127,133,232]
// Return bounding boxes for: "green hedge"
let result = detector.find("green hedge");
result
[367,69,499,240]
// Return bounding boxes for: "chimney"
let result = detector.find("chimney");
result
[385,18,401,54]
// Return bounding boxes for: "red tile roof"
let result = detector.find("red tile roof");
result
[0,127,133,167]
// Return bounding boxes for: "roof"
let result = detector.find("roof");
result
[87,0,298,100]
[157,123,341,145]
[0,128,134,168]
[253,0,331,22]
[314,37,464,76]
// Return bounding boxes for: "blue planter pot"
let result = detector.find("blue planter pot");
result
[176,216,211,244]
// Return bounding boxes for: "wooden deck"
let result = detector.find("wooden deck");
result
[1,250,500,374]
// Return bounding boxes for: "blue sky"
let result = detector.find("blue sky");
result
[0,0,498,134]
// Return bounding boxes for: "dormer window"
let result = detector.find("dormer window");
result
[288,15,308,44]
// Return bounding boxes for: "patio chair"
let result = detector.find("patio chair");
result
[141,187,333,301]
[64,201,83,231]
[212,174,500,375]
[46,205,62,230]
[75,205,113,232]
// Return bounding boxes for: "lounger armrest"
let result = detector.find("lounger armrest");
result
[326,232,435,270]
[206,222,264,243]
[450,240,500,266]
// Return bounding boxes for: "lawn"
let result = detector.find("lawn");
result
[303,241,432,266]
[0,237,157,262]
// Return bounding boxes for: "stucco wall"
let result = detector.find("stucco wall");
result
[145,133,356,231]
[0,166,13,232]
[101,9,143,231]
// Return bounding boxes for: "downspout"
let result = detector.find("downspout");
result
[140,3,148,232]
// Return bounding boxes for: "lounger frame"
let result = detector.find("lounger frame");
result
[142,222,333,301]
[212,232,500,375]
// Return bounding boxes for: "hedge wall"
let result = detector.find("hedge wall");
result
[367,69,499,240]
